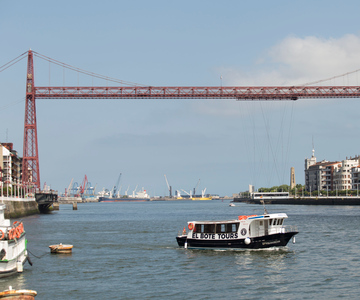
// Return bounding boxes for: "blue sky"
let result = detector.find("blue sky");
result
[1,1,360,196]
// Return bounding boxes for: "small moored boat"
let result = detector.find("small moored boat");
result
[0,204,30,277]
[0,286,37,299]
[49,244,73,254]
[176,213,298,250]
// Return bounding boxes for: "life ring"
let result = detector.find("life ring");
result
[0,230,4,240]
[15,227,21,239]
[18,222,24,233]
[8,229,14,240]
[188,223,194,230]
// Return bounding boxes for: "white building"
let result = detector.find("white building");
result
[305,149,360,192]
[0,143,22,189]
[333,158,359,191]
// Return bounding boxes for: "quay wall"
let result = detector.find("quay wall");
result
[0,197,39,219]
[234,196,360,205]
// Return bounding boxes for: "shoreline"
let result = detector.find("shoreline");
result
[234,196,360,205]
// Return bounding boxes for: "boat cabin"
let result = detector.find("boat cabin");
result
[187,213,289,239]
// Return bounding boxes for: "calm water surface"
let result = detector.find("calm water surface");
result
[0,200,360,299]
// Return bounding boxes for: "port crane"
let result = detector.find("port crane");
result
[193,179,200,195]
[65,178,73,197]
[164,175,172,197]
[181,189,192,198]
[76,175,88,197]
[125,186,130,196]
[111,173,122,198]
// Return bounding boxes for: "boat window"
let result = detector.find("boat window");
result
[216,224,225,233]
[277,219,282,225]
[269,219,273,226]
[194,224,203,233]
[204,224,215,233]
[278,219,283,225]
[215,223,239,233]
[273,219,277,225]
[196,223,239,233]
[231,223,239,232]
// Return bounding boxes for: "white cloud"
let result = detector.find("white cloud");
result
[202,34,360,117]
[225,34,360,86]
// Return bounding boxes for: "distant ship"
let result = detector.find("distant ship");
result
[175,188,212,200]
[98,188,150,202]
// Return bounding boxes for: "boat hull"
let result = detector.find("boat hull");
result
[177,232,298,250]
[0,236,28,278]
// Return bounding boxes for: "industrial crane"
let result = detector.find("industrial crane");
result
[164,175,172,197]
[65,178,73,197]
[111,173,122,198]
[79,175,88,197]
[193,179,200,196]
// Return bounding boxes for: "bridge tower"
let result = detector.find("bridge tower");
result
[22,50,40,190]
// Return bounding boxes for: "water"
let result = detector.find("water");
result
[1,200,360,299]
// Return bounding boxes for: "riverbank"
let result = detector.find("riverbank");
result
[234,196,360,205]
[0,197,39,218]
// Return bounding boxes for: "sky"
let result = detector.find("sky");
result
[1,0,360,197]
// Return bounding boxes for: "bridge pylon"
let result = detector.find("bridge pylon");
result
[22,50,40,190]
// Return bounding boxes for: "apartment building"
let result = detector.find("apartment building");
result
[333,159,359,191]
[351,165,360,191]
[0,143,22,188]
[305,149,360,192]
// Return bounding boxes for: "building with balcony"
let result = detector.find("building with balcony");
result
[305,149,360,192]
[0,143,22,190]
[333,158,359,191]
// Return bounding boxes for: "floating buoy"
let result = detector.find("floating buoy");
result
[0,286,37,299]
[49,243,73,254]
[292,236,296,244]
[244,237,251,245]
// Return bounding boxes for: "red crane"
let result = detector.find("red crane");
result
[22,50,360,190]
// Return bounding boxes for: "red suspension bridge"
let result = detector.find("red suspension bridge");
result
[7,50,360,189]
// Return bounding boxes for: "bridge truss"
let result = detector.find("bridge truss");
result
[22,50,360,189]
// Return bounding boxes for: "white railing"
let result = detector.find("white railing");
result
[282,225,298,233]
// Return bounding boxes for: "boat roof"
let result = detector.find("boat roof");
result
[188,213,288,224]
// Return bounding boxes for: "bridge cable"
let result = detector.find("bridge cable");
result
[32,51,148,87]
[0,51,28,73]
[302,68,360,86]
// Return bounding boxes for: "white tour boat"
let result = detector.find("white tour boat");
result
[176,213,298,249]
[0,204,30,277]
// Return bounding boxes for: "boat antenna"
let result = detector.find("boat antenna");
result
[260,200,268,214]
